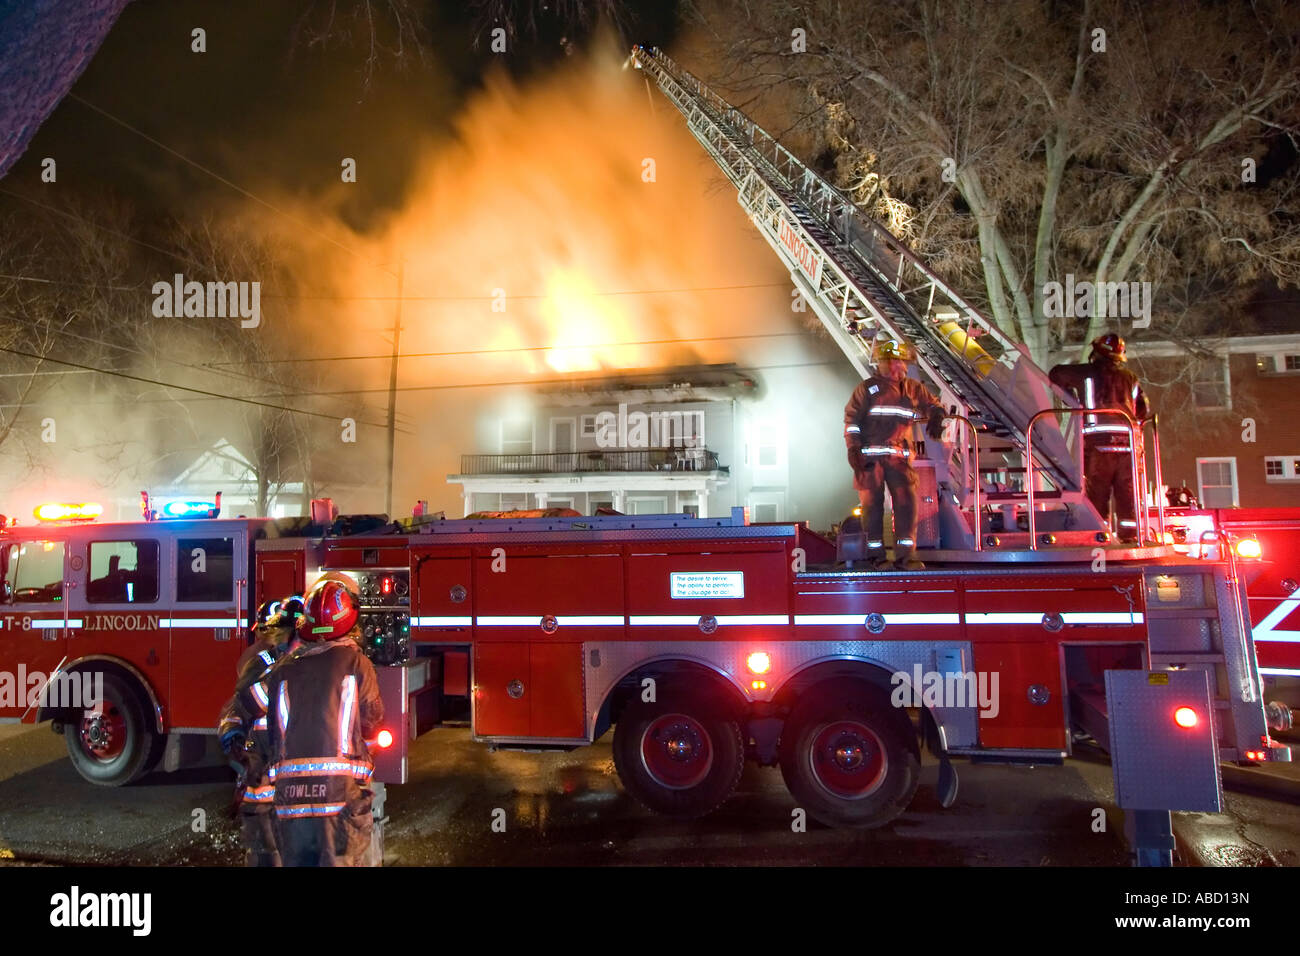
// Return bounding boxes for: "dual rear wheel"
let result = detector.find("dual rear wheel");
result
[612,677,919,827]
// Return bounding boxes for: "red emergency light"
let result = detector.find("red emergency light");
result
[1173,706,1199,729]
[374,729,394,749]
[34,502,102,522]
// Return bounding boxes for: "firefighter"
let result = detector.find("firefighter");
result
[240,578,383,867]
[218,595,306,867]
[1049,333,1151,543]
[844,339,948,570]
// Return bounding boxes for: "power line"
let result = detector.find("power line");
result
[203,330,815,367]
[68,93,397,279]
[205,360,846,400]
[0,345,393,428]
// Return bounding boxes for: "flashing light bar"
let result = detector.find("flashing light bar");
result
[161,500,218,519]
[34,502,103,522]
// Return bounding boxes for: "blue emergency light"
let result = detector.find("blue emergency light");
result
[160,500,219,519]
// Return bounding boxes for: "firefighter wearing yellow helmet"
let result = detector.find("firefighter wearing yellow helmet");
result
[843,339,947,570]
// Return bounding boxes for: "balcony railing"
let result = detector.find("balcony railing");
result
[459,448,727,475]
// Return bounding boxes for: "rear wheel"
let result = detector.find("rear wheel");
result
[779,681,919,828]
[613,688,744,818]
[65,674,158,786]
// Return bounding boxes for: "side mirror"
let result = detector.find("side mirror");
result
[2,580,12,604]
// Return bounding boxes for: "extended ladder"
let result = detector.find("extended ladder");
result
[632,46,1102,546]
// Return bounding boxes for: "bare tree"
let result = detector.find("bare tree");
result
[688,0,1300,364]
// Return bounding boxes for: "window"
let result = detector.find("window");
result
[580,414,599,438]
[751,420,786,470]
[3,540,65,604]
[501,420,533,454]
[1286,355,1300,372]
[1265,456,1300,482]
[1197,458,1239,508]
[747,492,786,523]
[176,537,234,602]
[628,496,667,515]
[87,540,160,604]
[1191,358,1230,409]
[589,497,613,515]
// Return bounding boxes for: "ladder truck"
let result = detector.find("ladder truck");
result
[620,45,1288,858]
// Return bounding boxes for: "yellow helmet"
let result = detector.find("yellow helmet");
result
[873,339,913,362]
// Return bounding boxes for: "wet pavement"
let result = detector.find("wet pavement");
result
[0,721,1296,866]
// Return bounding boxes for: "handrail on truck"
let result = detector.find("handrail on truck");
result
[1026,406,1143,550]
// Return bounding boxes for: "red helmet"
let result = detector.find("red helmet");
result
[1090,333,1126,361]
[300,579,359,641]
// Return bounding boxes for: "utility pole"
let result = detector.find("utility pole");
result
[384,261,403,518]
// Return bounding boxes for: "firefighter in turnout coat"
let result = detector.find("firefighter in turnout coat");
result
[240,578,383,867]
[218,595,306,867]
[1049,333,1151,542]
[844,339,948,570]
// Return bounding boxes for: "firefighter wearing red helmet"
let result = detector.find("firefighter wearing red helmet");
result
[844,339,948,570]
[1049,333,1152,543]
[218,596,307,866]
[239,578,383,866]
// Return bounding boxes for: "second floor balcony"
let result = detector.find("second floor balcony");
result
[458,447,727,476]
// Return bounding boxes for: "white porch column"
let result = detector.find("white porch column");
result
[611,489,626,514]
[462,492,473,517]
[698,490,708,519]
[535,492,548,509]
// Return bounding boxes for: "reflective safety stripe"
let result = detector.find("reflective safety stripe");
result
[844,425,861,434]
[1261,667,1300,676]
[415,616,472,627]
[866,541,884,548]
[1118,520,1138,526]
[277,682,290,736]
[867,405,916,418]
[159,618,243,628]
[861,445,910,457]
[250,682,270,709]
[1084,376,1096,426]
[275,803,346,818]
[1083,424,1130,434]
[794,613,960,625]
[628,615,789,626]
[244,786,274,802]
[475,616,623,626]
[29,619,84,629]
[253,717,267,730]
[269,759,372,779]
[1093,446,1132,453]
[338,675,356,757]
[258,650,274,667]
[896,538,914,546]
[965,611,1143,625]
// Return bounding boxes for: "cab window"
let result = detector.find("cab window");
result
[176,537,234,602]
[87,540,160,604]
[3,540,66,604]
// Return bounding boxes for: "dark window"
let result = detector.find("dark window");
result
[176,537,234,602]
[1285,355,1300,371]
[3,540,66,604]
[1266,459,1284,476]
[87,541,160,604]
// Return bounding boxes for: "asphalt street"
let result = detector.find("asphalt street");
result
[0,721,1296,866]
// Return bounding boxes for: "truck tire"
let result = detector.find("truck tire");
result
[65,674,158,786]
[779,681,919,828]
[613,688,745,819]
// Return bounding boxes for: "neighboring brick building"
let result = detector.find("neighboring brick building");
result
[1123,331,1300,509]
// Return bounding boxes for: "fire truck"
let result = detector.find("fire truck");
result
[0,46,1296,866]
[0,496,408,787]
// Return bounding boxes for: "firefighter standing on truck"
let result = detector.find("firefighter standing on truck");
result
[240,577,383,867]
[844,339,947,570]
[1049,333,1151,543]
[218,595,306,867]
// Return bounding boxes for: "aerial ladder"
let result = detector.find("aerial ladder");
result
[631,46,1159,555]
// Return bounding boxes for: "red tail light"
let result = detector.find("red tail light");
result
[375,729,394,749]
[1174,707,1198,729]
